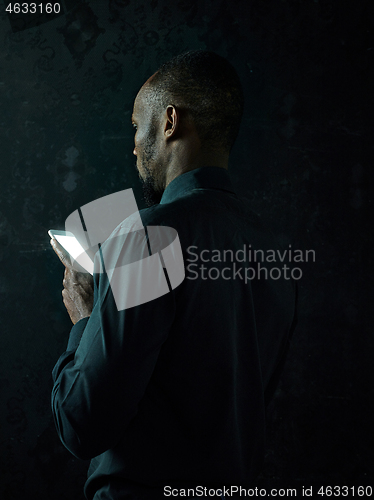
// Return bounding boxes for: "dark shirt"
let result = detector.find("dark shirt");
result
[51,166,297,500]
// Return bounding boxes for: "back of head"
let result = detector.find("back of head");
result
[148,50,244,153]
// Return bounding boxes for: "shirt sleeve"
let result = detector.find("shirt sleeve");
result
[51,223,177,460]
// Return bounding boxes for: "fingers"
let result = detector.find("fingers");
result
[58,252,94,324]
[63,267,94,291]
[62,281,93,324]
[63,267,94,316]
[62,288,80,325]
[62,288,75,310]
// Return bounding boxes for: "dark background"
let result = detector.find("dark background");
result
[0,0,373,498]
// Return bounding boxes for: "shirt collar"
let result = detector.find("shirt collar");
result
[159,166,236,205]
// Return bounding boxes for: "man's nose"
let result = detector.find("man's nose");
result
[133,148,137,156]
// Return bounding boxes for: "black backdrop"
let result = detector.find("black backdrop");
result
[0,1,373,498]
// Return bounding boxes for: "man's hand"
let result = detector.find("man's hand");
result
[50,238,94,325]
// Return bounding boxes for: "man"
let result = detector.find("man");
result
[51,50,297,499]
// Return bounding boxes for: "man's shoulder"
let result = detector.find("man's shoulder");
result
[137,198,200,228]
[130,193,269,241]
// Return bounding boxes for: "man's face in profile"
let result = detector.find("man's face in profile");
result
[132,86,164,207]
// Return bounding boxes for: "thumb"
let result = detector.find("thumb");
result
[50,238,72,269]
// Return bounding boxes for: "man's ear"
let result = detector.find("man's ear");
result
[164,105,179,139]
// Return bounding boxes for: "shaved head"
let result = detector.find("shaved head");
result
[144,50,244,152]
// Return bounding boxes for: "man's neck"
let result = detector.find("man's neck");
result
[164,152,229,189]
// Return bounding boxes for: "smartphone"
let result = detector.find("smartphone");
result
[48,229,94,275]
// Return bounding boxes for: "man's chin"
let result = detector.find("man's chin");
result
[143,189,163,207]
[136,165,144,181]
[140,178,163,207]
